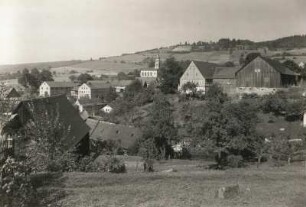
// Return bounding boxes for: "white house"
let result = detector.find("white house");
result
[39,81,76,97]
[78,81,110,99]
[299,62,305,69]
[101,105,113,113]
[178,61,216,93]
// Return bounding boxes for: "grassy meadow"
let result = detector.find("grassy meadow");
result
[46,159,306,207]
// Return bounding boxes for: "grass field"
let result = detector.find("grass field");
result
[50,159,306,207]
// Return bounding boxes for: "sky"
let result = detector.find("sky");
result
[0,0,305,65]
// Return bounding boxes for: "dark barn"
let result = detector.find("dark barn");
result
[236,56,298,88]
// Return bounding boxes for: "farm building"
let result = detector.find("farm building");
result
[178,61,216,93]
[39,81,77,97]
[75,98,106,117]
[236,56,299,94]
[86,119,142,151]
[0,95,90,158]
[212,66,240,95]
[78,81,110,99]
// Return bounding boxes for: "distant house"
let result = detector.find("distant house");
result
[39,81,77,97]
[78,81,110,99]
[236,56,299,91]
[101,104,113,114]
[75,98,106,117]
[138,55,160,86]
[1,95,90,157]
[299,62,305,69]
[86,119,142,150]
[178,61,216,93]
[0,87,21,100]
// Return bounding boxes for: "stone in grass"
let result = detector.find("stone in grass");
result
[215,185,240,199]
[161,168,177,173]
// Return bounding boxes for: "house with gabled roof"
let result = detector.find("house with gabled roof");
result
[1,95,90,158]
[0,88,21,100]
[39,81,77,97]
[178,61,217,93]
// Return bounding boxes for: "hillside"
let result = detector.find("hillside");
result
[1,35,306,77]
[0,60,82,74]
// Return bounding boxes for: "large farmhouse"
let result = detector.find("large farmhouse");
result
[39,81,77,97]
[178,61,220,93]
[236,56,299,94]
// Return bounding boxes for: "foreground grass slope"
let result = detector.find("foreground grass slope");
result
[59,160,306,207]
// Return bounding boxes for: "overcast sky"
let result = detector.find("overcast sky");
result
[0,0,305,65]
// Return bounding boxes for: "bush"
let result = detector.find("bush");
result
[106,157,126,173]
[0,157,36,207]
[227,155,244,168]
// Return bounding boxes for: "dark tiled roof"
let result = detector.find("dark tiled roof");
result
[213,66,241,79]
[193,61,217,79]
[45,81,77,88]
[1,87,20,98]
[77,98,106,106]
[86,119,142,149]
[11,95,90,150]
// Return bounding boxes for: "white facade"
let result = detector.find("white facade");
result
[140,55,160,78]
[78,83,91,99]
[101,105,113,113]
[303,112,306,127]
[39,82,51,97]
[178,61,206,92]
[140,70,158,78]
[299,62,305,69]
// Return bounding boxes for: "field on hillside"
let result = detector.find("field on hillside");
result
[51,160,306,207]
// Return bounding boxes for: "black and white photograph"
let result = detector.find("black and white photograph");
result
[0,0,306,206]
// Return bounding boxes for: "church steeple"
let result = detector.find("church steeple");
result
[154,54,160,70]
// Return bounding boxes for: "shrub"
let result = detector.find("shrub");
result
[0,157,36,207]
[227,155,244,168]
[106,157,126,173]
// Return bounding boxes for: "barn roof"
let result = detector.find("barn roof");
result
[213,66,240,79]
[45,81,77,88]
[261,57,299,76]
[86,119,142,149]
[236,56,299,76]
[193,61,217,79]
[10,95,90,150]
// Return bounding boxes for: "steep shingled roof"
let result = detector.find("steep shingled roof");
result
[235,56,299,76]
[261,56,299,76]
[86,119,142,149]
[192,61,217,79]
[213,66,241,79]
[10,95,90,150]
